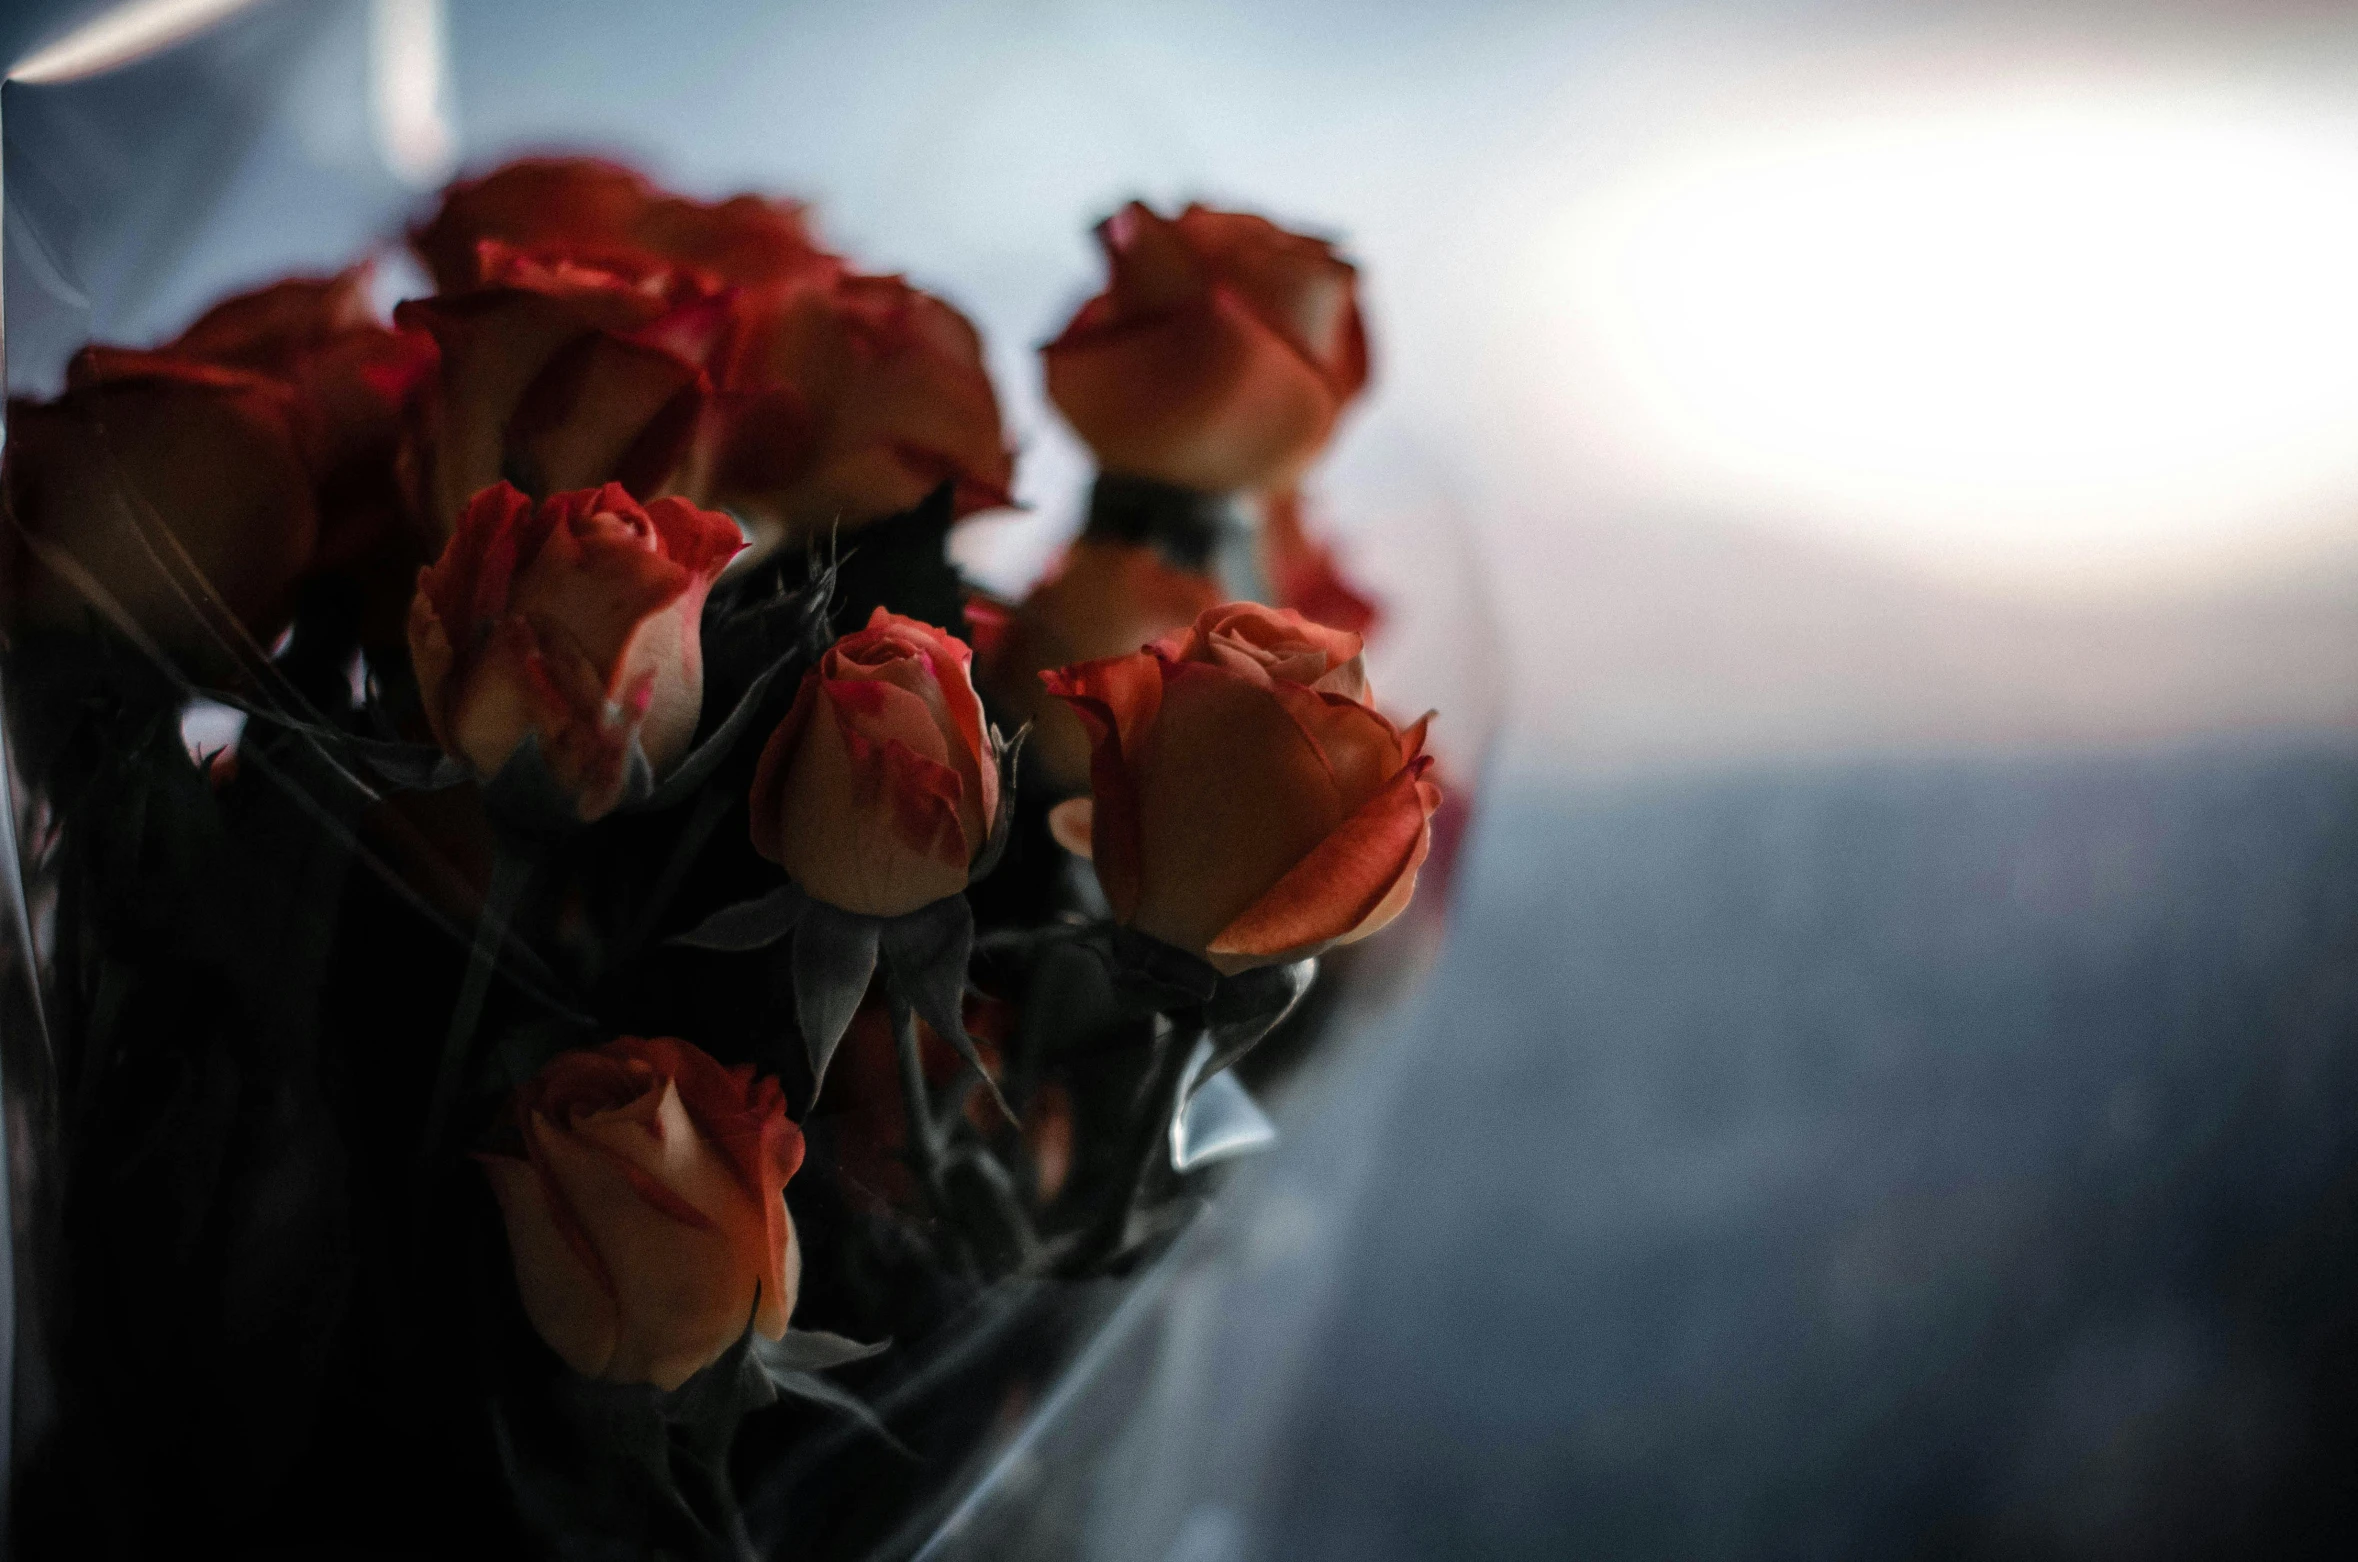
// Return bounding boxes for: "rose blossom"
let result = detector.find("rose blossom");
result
[1043,601,1438,972]
[750,609,1000,918]
[1043,202,1369,495]
[407,481,742,821]
[479,1036,804,1391]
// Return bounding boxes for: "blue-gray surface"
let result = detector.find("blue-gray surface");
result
[944,743,2358,1561]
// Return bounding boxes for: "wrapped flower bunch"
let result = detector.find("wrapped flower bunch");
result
[0,157,1446,1559]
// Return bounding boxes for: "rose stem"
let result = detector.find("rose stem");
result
[611,784,732,968]
[418,849,531,1177]
[1069,1008,1202,1274]
[890,989,950,1214]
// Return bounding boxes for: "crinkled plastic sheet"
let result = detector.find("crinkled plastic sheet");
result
[0,4,1494,1555]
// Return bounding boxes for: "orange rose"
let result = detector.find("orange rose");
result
[479,1036,804,1391]
[411,156,841,294]
[750,609,1000,918]
[395,242,727,541]
[3,352,316,668]
[984,539,1222,793]
[408,481,743,821]
[1044,601,1437,972]
[1043,202,1369,495]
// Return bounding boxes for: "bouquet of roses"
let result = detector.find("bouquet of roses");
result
[0,157,1443,1560]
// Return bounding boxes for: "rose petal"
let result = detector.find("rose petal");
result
[1040,651,1167,922]
[772,684,970,916]
[1207,754,1437,965]
[615,593,704,779]
[824,673,955,772]
[168,268,376,374]
[1128,659,1345,955]
[397,291,592,536]
[634,1038,804,1339]
[1172,204,1366,395]
[528,1105,753,1390]
[1266,678,1405,815]
[504,331,707,501]
[513,539,690,689]
[847,610,996,839]
[1329,773,1443,948]
[1102,202,1210,316]
[4,369,318,658]
[644,494,748,583]
[750,673,822,863]
[482,1152,622,1380]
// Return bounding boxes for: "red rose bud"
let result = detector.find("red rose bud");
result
[479,1036,804,1391]
[407,482,742,821]
[750,609,1000,918]
[1043,202,1369,495]
[1044,601,1438,972]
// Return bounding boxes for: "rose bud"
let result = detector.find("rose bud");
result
[2,352,316,671]
[1043,601,1439,972]
[749,608,1000,918]
[411,156,842,293]
[1043,202,1369,495]
[983,539,1222,793]
[700,272,1014,545]
[395,242,729,541]
[408,481,743,821]
[479,1036,804,1391]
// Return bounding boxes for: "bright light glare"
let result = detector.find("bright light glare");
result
[370,0,458,189]
[10,0,258,82]
[1570,91,2358,586]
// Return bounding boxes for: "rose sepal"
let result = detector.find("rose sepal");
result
[1077,925,1315,1104]
[1050,933,1313,1273]
[674,884,1012,1124]
[1187,952,1318,1109]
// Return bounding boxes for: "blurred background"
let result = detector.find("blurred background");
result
[6,1,2356,1557]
